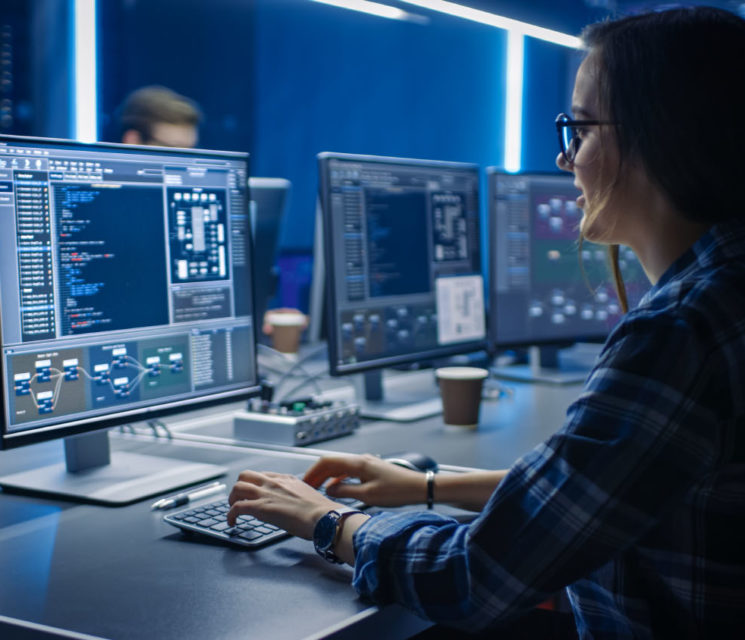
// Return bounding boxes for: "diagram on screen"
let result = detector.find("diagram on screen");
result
[339,302,438,361]
[9,338,191,424]
[168,187,229,283]
[530,192,642,327]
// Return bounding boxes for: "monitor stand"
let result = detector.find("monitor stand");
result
[323,370,442,422]
[491,345,594,385]
[0,429,226,506]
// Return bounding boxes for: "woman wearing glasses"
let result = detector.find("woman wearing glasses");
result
[228,7,745,638]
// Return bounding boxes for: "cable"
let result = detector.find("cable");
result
[272,343,328,389]
[275,368,333,401]
[257,343,330,400]
[147,419,173,439]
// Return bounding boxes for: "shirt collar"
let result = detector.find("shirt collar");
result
[648,219,745,295]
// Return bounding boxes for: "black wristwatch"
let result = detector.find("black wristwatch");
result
[313,506,362,563]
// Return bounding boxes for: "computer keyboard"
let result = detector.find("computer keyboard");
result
[165,499,288,547]
[164,488,364,549]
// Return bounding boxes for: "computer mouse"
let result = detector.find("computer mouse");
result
[384,451,439,473]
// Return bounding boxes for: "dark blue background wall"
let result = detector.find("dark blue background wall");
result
[250,2,507,252]
[96,1,580,249]
[93,0,586,309]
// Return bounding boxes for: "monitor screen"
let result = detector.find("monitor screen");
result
[319,153,486,376]
[248,177,290,331]
[488,169,649,349]
[0,135,260,450]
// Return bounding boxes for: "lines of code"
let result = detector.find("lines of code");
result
[54,183,169,335]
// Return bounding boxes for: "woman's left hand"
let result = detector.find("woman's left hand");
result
[227,470,341,539]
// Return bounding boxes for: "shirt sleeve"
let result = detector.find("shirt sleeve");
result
[351,309,723,630]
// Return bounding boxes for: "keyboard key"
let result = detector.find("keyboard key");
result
[238,530,263,541]
[196,518,219,527]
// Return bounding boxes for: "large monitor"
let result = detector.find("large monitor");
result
[488,168,649,382]
[318,153,486,420]
[0,135,261,504]
[248,177,290,333]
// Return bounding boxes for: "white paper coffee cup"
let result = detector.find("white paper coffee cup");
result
[266,312,306,353]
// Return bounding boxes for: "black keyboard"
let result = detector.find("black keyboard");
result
[165,499,288,548]
[164,489,363,549]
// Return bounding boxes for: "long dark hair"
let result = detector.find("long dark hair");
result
[580,7,745,309]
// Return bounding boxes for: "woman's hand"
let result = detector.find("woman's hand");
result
[227,470,341,540]
[303,453,428,507]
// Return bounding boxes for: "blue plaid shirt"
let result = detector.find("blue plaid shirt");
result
[352,220,745,638]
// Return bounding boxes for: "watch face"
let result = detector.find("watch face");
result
[313,512,339,551]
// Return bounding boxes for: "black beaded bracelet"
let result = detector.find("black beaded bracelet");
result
[425,469,435,510]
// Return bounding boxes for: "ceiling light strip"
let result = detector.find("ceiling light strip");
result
[311,0,413,21]
[399,0,581,48]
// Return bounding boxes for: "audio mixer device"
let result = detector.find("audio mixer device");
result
[233,397,360,446]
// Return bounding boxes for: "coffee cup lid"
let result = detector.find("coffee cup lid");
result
[265,312,306,327]
[435,366,489,381]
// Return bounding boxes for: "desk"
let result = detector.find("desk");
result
[0,438,433,640]
[0,378,582,639]
[164,377,581,470]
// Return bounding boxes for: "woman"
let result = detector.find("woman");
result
[228,7,745,638]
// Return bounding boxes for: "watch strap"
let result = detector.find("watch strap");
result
[314,507,363,563]
[425,469,435,510]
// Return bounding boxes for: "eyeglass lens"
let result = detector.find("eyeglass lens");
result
[562,126,578,162]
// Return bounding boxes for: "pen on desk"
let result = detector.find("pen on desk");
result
[150,481,227,511]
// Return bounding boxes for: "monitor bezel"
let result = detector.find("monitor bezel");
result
[319,151,488,376]
[0,134,262,450]
[486,166,615,353]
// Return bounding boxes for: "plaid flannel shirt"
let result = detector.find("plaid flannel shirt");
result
[352,220,745,638]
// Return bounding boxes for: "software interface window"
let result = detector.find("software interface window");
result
[322,155,485,371]
[490,172,648,346]
[0,139,256,443]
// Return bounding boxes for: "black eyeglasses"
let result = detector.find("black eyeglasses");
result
[555,112,616,163]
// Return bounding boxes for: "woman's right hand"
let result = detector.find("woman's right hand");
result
[303,453,428,507]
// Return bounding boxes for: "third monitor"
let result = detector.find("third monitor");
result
[488,168,649,382]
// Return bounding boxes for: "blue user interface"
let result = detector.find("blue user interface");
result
[0,137,257,444]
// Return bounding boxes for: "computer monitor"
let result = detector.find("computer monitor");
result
[488,168,649,382]
[248,177,290,332]
[0,135,261,504]
[318,152,486,420]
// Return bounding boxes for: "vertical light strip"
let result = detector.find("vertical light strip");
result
[504,30,524,173]
[74,0,97,142]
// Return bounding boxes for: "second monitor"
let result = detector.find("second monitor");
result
[318,153,487,420]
